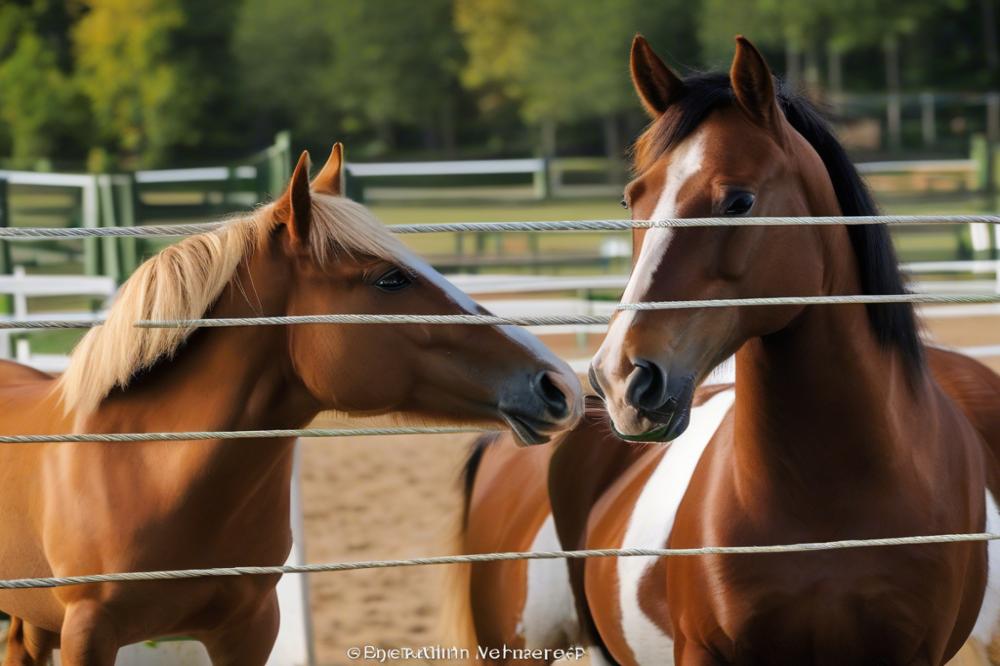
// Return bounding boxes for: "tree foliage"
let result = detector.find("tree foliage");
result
[0,1,86,165]
[456,0,697,125]
[0,0,995,166]
[74,0,239,167]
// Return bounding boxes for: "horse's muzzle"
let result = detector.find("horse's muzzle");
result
[603,359,696,442]
[499,370,582,445]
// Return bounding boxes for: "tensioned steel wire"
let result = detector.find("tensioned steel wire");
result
[0,426,498,444]
[0,532,998,590]
[2,293,999,330]
[0,214,999,239]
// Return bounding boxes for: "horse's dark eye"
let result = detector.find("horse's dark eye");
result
[723,192,755,216]
[620,197,629,209]
[373,268,411,292]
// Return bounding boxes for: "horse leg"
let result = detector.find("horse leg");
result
[58,602,119,666]
[3,616,57,666]
[202,591,279,666]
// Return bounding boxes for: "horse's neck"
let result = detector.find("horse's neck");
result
[731,230,933,501]
[81,250,321,471]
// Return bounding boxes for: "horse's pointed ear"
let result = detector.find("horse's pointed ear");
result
[630,35,684,118]
[277,150,312,244]
[730,36,782,133]
[311,142,344,196]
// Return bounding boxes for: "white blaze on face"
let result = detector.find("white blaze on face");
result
[592,131,707,425]
[622,131,708,306]
[400,248,576,378]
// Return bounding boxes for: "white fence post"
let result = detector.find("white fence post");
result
[268,442,315,666]
[971,223,993,254]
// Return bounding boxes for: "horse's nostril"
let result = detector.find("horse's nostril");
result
[626,358,668,411]
[534,371,569,418]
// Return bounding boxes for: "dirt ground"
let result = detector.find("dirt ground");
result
[299,312,1000,666]
[300,431,471,666]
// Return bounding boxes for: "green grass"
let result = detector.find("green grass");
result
[370,198,628,258]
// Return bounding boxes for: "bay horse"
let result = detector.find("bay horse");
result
[0,144,582,665]
[453,36,1000,665]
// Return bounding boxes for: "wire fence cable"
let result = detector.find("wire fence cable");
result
[1,532,997,590]
[1,215,1000,239]
[2,294,998,330]
[0,426,496,444]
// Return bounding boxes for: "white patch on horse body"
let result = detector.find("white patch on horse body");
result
[972,489,1000,644]
[616,389,735,665]
[517,513,581,649]
[596,131,707,402]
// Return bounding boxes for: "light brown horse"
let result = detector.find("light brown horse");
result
[455,36,1000,665]
[0,144,582,665]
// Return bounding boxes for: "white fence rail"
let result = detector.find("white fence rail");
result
[452,259,1000,298]
[339,156,986,202]
[854,159,977,174]
[0,267,115,371]
[346,158,545,177]
[133,165,258,184]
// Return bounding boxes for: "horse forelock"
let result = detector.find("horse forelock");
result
[56,194,405,416]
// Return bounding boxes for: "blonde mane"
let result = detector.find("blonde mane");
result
[58,194,405,416]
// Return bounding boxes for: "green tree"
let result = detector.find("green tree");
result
[74,0,239,167]
[325,0,463,154]
[232,0,337,150]
[698,0,952,93]
[456,0,698,157]
[234,0,463,156]
[0,2,87,166]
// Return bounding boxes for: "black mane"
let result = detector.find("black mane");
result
[636,72,924,374]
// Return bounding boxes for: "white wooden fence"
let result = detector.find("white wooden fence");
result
[0,267,114,370]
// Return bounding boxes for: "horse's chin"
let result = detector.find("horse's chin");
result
[613,403,691,443]
[500,411,554,446]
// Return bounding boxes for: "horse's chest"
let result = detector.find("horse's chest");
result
[679,551,951,661]
[588,390,734,665]
[707,595,936,665]
[590,387,985,666]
